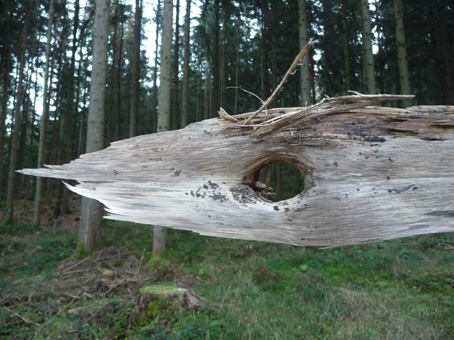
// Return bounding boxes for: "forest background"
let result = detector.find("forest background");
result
[0,0,453,235]
[1,0,454,338]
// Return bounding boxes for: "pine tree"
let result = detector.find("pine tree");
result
[392,0,411,106]
[360,0,376,93]
[181,0,191,127]
[130,0,142,137]
[298,0,311,105]
[79,0,110,251]
[154,0,173,255]
[33,0,56,226]
[6,0,33,222]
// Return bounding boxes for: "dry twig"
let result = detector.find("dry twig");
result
[62,267,98,279]
[62,256,92,274]
[218,107,238,122]
[226,86,265,104]
[238,93,415,139]
[135,248,146,278]
[243,38,317,124]
[0,294,12,305]
[2,306,40,327]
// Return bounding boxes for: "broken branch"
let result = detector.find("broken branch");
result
[243,38,317,125]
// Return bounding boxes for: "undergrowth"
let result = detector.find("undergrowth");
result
[1,218,453,339]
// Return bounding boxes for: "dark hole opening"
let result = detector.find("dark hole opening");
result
[254,161,311,202]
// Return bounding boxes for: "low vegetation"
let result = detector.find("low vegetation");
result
[1,206,454,339]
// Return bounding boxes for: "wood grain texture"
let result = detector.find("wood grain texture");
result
[20,100,454,246]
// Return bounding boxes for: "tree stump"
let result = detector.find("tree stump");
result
[128,285,202,327]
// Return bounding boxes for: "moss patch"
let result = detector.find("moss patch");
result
[139,284,186,295]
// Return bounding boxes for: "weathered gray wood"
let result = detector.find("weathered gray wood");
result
[20,96,454,247]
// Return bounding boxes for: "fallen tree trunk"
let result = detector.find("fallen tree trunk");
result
[20,94,454,247]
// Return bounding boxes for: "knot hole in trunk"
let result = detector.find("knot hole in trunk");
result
[243,155,313,203]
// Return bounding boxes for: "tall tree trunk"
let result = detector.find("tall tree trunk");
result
[203,19,211,120]
[392,0,411,107]
[269,1,282,195]
[360,0,376,94]
[78,48,88,155]
[220,14,227,109]
[152,0,161,133]
[116,17,125,140]
[181,0,191,127]
[204,67,210,119]
[60,0,80,215]
[298,0,311,105]
[46,20,66,200]
[154,0,173,255]
[79,0,110,251]
[439,0,454,104]
[151,0,161,131]
[260,2,268,99]
[17,78,30,194]
[270,0,278,97]
[26,60,39,197]
[0,51,10,202]
[74,49,83,152]
[130,0,142,137]
[234,46,239,115]
[274,163,283,201]
[341,0,352,93]
[211,0,220,117]
[6,1,31,222]
[171,0,180,130]
[108,0,120,143]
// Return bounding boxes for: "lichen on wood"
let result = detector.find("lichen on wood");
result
[129,284,202,326]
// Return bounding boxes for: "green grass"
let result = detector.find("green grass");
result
[1,219,453,339]
[0,223,76,282]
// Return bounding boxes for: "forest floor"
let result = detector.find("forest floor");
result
[1,197,454,339]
